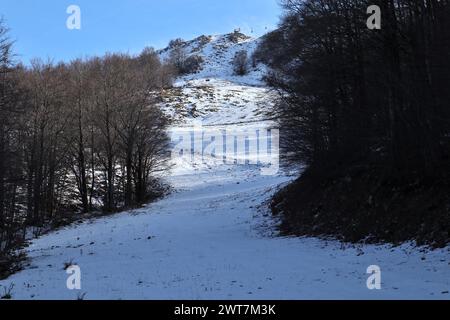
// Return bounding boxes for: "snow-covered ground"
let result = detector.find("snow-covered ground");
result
[1,160,448,300]
[0,32,448,300]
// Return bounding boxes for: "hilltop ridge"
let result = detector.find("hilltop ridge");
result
[158,31,266,85]
[157,31,275,126]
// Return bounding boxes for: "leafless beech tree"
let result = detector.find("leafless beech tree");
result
[233,50,249,76]
[259,0,450,176]
[260,0,450,245]
[0,19,23,254]
[0,18,173,259]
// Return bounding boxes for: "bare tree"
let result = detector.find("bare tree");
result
[0,20,173,259]
[264,0,450,245]
[233,50,248,76]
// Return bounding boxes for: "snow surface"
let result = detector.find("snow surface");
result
[0,33,448,300]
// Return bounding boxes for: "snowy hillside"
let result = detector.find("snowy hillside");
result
[0,32,448,300]
[158,32,266,83]
[158,32,276,125]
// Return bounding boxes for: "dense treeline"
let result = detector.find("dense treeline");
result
[257,0,450,246]
[0,20,173,262]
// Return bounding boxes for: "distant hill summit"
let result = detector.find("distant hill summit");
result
[157,31,265,82]
[155,31,275,126]
[157,31,252,56]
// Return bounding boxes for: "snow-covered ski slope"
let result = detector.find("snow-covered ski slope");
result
[0,33,448,300]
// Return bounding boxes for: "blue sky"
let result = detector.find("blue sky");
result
[1,0,281,64]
